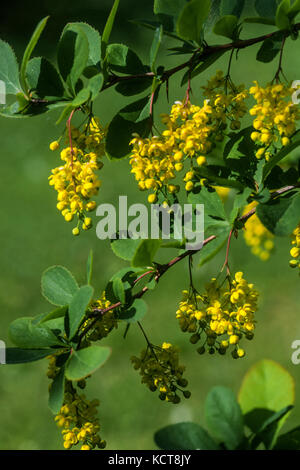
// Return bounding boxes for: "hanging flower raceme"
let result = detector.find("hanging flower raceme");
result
[289,224,300,271]
[48,357,106,451]
[131,342,191,403]
[82,291,118,342]
[176,272,259,358]
[243,202,275,261]
[249,81,299,160]
[129,100,213,202]
[129,72,248,203]
[48,117,106,235]
[202,70,248,133]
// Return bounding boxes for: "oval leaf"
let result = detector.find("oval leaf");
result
[49,366,65,414]
[154,422,219,450]
[9,317,63,349]
[41,265,79,306]
[6,348,53,364]
[68,285,94,339]
[205,386,244,450]
[176,0,211,43]
[0,39,21,94]
[65,345,111,380]
[238,359,295,416]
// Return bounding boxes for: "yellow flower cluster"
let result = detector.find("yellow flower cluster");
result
[131,342,190,403]
[47,354,60,379]
[290,224,300,270]
[54,380,106,451]
[49,118,105,235]
[249,81,299,159]
[202,70,248,132]
[243,202,274,261]
[176,272,258,358]
[129,72,247,203]
[83,292,118,342]
[129,100,212,202]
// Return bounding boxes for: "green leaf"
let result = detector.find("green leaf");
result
[154,0,187,17]
[35,306,68,325]
[188,187,227,220]
[65,345,111,380]
[205,386,244,450]
[262,133,300,181]
[111,238,142,261]
[9,317,64,349]
[68,22,101,67]
[274,426,300,449]
[20,16,49,93]
[229,188,252,223]
[276,0,291,29]
[105,98,151,159]
[176,0,211,43]
[41,265,79,306]
[68,285,94,339]
[119,298,147,323]
[288,0,300,19]
[204,0,221,31]
[57,24,89,95]
[112,277,125,304]
[42,317,65,334]
[246,405,294,449]
[255,0,278,18]
[238,359,295,434]
[26,57,65,99]
[86,250,93,285]
[198,221,230,266]
[118,96,151,123]
[107,43,146,74]
[72,87,90,107]
[150,26,163,72]
[256,36,283,63]
[224,127,255,160]
[0,40,22,94]
[213,15,239,39]
[48,366,66,414]
[221,0,246,17]
[194,166,244,190]
[87,73,103,101]
[102,0,120,56]
[154,422,219,450]
[132,239,161,267]
[6,348,53,364]
[256,192,300,236]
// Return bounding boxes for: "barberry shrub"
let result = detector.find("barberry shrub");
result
[1,0,300,450]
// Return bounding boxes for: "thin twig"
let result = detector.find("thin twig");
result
[102,24,300,92]
[84,184,299,332]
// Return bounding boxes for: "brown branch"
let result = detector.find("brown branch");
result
[89,235,216,319]
[240,184,299,223]
[83,183,299,336]
[102,24,300,91]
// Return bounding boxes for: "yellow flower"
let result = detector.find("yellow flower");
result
[49,118,105,234]
[176,273,258,358]
[131,342,190,404]
[50,141,60,151]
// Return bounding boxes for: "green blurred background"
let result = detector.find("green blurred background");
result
[0,0,300,450]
